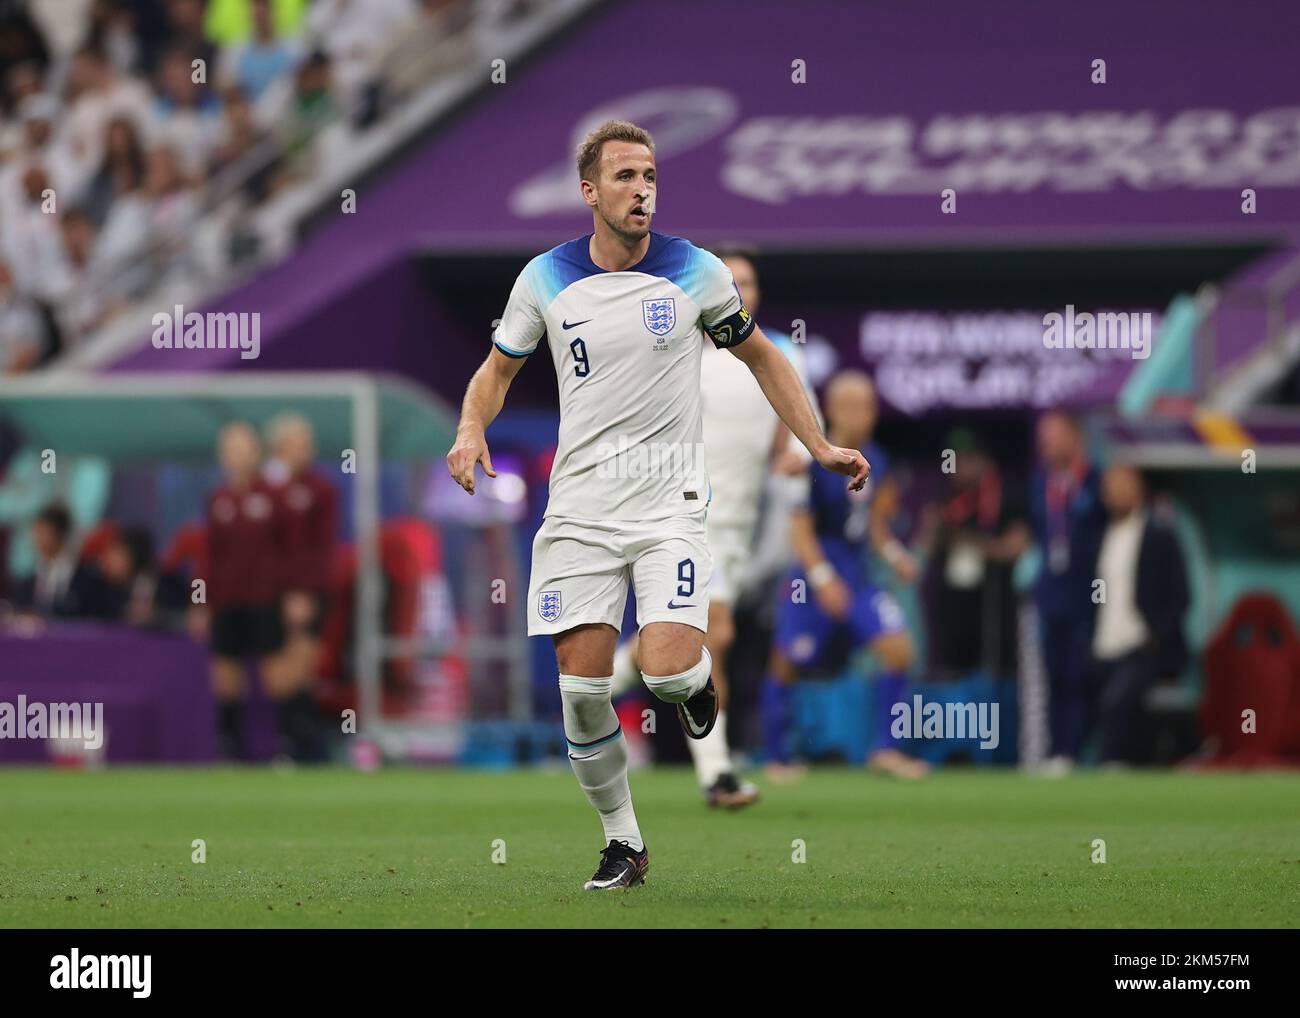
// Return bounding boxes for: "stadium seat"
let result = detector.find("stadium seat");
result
[1198,592,1300,766]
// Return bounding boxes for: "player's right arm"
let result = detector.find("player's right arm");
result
[447,261,545,495]
[446,347,527,495]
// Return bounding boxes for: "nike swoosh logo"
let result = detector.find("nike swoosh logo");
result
[569,752,600,761]
[667,601,693,610]
[562,319,592,330]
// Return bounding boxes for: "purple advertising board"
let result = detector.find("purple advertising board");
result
[391,0,1300,250]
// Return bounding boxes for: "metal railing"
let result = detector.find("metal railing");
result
[1198,250,1300,404]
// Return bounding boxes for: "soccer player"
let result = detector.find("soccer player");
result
[607,246,811,808]
[446,121,867,890]
[762,370,929,780]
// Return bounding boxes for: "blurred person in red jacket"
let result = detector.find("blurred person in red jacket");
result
[207,420,310,760]
[264,412,337,758]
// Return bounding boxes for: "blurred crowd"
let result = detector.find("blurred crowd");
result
[0,0,527,375]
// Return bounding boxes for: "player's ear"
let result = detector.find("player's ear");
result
[579,178,598,209]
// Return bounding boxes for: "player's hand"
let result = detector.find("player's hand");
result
[891,551,920,585]
[446,428,496,495]
[815,443,870,491]
[814,576,852,620]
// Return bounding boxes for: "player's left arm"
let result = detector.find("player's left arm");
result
[727,326,868,491]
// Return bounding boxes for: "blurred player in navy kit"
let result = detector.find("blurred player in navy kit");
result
[264,413,337,761]
[207,420,324,761]
[762,371,928,780]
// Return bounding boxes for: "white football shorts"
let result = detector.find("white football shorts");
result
[527,513,712,636]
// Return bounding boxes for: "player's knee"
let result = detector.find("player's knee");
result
[874,632,914,673]
[553,624,618,676]
[638,622,704,676]
[642,646,712,704]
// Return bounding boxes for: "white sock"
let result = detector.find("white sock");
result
[642,647,712,704]
[558,674,643,851]
[688,708,732,788]
[610,639,641,698]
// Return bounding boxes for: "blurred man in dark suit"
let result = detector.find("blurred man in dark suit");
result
[11,503,99,619]
[1027,411,1106,772]
[1092,464,1189,764]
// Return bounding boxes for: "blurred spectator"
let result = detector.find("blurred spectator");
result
[152,46,222,175]
[0,258,46,373]
[84,0,148,76]
[82,114,147,226]
[61,46,153,175]
[1027,410,1106,772]
[93,524,160,625]
[162,0,217,73]
[0,5,51,103]
[0,443,110,588]
[10,503,98,619]
[305,0,417,126]
[1091,464,1190,764]
[45,207,124,343]
[205,0,308,46]
[139,143,200,272]
[1,162,64,299]
[275,50,342,185]
[4,92,87,202]
[918,429,1029,681]
[1,60,44,151]
[210,86,271,196]
[218,0,302,104]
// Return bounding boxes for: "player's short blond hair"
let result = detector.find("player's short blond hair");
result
[576,120,655,184]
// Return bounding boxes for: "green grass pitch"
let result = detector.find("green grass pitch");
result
[1,766,1297,928]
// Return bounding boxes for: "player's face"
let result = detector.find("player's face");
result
[1037,414,1077,469]
[1102,465,1143,516]
[275,424,314,471]
[31,520,61,559]
[218,427,261,478]
[590,141,656,242]
[722,256,759,315]
[827,381,877,445]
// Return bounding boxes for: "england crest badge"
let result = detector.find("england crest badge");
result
[538,589,562,623]
[642,298,675,337]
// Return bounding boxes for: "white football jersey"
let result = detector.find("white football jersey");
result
[493,232,755,522]
[700,329,810,533]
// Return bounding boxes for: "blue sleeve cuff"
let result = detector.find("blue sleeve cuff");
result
[493,340,530,359]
